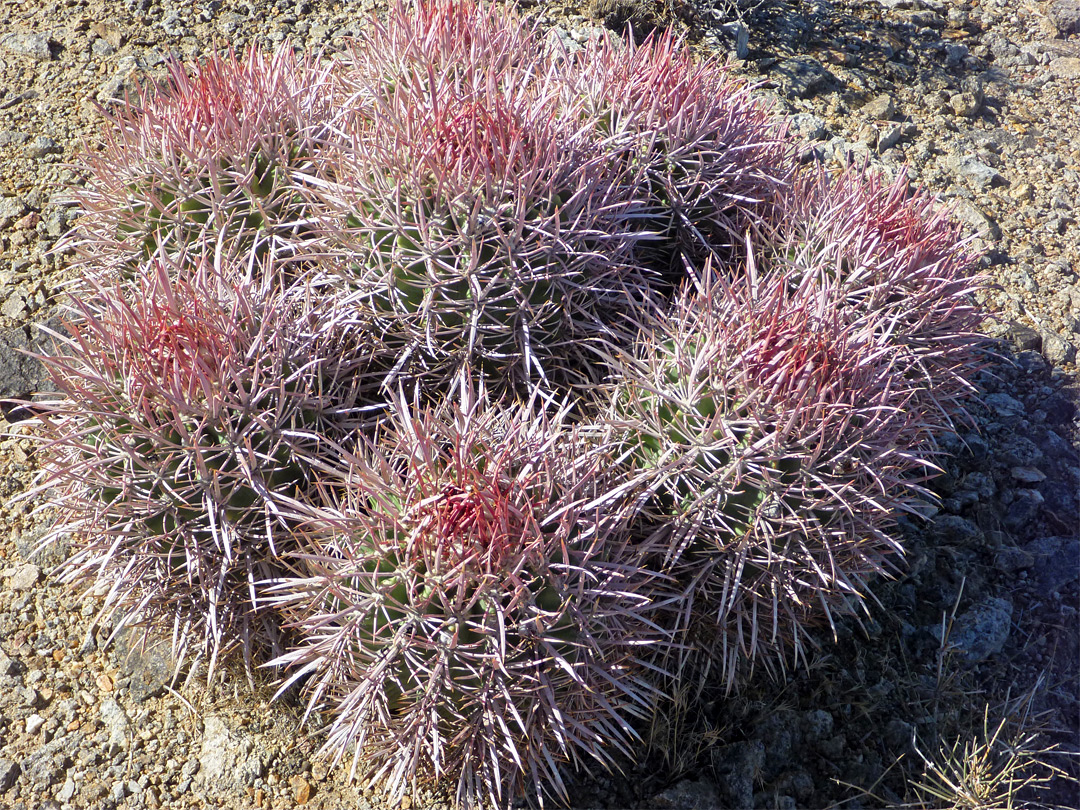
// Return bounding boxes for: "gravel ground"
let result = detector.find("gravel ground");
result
[0,0,1076,808]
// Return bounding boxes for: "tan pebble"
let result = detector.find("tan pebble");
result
[52,649,65,663]
[255,788,266,808]
[66,719,80,732]
[96,673,113,692]
[401,795,412,810]
[289,775,311,805]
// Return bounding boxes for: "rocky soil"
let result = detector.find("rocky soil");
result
[0,0,1076,808]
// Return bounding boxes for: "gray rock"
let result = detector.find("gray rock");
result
[21,744,68,787]
[802,709,833,742]
[945,43,969,68]
[1049,57,1080,79]
[1,291,27,320]
[721,21,749,60]
[1026,536,1080,592]
[1042,392,1077,424]
[24,136,61,159]
[1048,0,1080,35]
[964,471,996,500]
[650,778,722,810]
[197,716,264,793]
[942,153,1004,190]
[1003,489,1045,532]
[0,320,63,399]
[949,91,982,118]
[0,31,52,61]
[1001,435,1044,467]
[773,57,833,98]
[948,597,1013,662]
[951,199,1000,239]
[0,130,30,146]
[1010,466,1047,484]
[0,759,19,791]
[99,698,131,755]
[10,562,39,590]
[933,515,983,546]
[0,196,28,229]
[57,778,77,802]
[0,646,20,676]
[91,37,115,57]
[115,632,172,701]
[878,123,903,152]
[1041,331,1077,366]
[788,113,827,142]
[983,392,1025,418]
[995,545,1035,574]
[710,740,764,809]
[861,93,895,120]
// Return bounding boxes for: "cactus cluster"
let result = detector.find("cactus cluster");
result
[26,1,984,806]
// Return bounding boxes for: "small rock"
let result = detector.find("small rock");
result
[861,93,895,120]
[651,778,720,810]
[11,563,40,590]
[878,123,903,152]
[91,37,115,57]
[0,759,20,791]
[773,57,833,98]
[802,709,833,742]
[1003,489,1045,532]
[1042,392,1077,424]
[24,136,61,159]
[1048,57,1080,78]
[1041,331,1077,366]
[787,112,827,142]
[111,781,129,802]
[1010,466,1047,484]
[710,740,764,808]
[951,199,1000,239]
[25,713,45,734]
[290,775,312,805]
[995,545,1035,574]
[115,631,172,700]
[949,91,982,118]
[948,597,1013,663]
[0,196,28,230]
[57,777,77,802]
[933,515,983,546]
[983,392,1025,418]
[721,21,749,60]
[942,153,1004,190]
[1048,0,1080,35]
[0,31,52,61]
[99,699,131,755]
[945,43,969,68]
[1026,536,1080,592]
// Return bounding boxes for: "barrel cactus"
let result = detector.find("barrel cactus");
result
[309,0,660,396]
[265,384,667,807]
[565,28,794,290]
[65,44,341,283]
[602,255,976,685]
[30,250,352,677]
